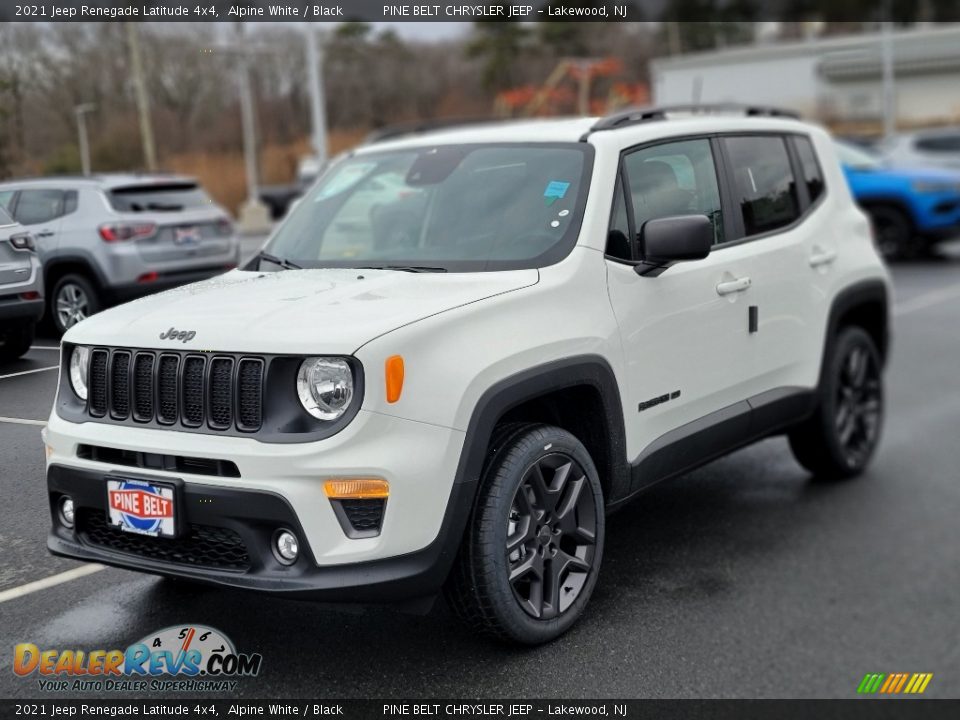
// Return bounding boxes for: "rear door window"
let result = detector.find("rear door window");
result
[14,189,65,225]
[723,136,800,237]
[107,183,212,212]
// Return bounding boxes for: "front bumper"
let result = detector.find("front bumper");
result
[43,407,471,600]
[47,464,473,601]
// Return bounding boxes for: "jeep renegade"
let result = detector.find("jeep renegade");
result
[45,106,891,644]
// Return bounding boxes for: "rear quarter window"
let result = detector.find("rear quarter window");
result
[793,136,825,205]
[723,136,800,237]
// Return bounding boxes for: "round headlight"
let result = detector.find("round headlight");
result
[296,357,354,421]
[69,346,90,401]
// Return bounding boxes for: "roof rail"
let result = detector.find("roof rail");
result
[364,117,502,144]
[587,103,800,134]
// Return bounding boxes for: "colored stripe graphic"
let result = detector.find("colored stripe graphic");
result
[858,673,932,694]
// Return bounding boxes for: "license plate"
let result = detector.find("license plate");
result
[106,478,176,538]
[173,227,201,246]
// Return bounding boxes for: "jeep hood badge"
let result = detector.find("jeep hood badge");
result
[159,327,196,342]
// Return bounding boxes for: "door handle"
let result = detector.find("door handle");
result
[809,248,837,268]
[34,230,55,238]
[716,276,751,296]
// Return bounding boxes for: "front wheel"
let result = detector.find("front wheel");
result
[789,326,884,480]
[445,424,605,644]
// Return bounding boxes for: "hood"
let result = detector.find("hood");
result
[65,268,539,354]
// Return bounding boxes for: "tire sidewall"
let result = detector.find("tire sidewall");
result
[474,425,605,645]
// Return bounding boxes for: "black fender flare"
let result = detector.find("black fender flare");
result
[817,278,891,387]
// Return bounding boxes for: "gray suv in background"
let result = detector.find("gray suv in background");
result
[0,175,240,333]
[0,207,43,360]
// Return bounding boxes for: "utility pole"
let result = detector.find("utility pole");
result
[74,103,96,176]
[880,0,897,139]
[126,23,157,171]
[304,24,328,167]
[234,22,271,234]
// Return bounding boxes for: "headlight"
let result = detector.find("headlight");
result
[296,357,354,421]
[69,346,91,401]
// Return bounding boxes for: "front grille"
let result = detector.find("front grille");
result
[86,348,263,432]
[78,509,251,571]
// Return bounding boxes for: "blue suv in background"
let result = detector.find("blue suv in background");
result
[836,140,960,259]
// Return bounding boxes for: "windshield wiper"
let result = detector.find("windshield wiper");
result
[357,265,447,273]
[256,251,302,270]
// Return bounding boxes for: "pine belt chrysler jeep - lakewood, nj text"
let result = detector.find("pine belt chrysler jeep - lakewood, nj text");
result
[44,106,891,644]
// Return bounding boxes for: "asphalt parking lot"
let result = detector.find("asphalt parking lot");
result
[2,243,960,700]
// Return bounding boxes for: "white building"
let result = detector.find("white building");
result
[651,24,960,127]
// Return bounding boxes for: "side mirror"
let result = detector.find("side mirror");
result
[635,215,713,277]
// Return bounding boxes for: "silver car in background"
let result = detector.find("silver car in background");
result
[877,128,960,171]
[0,207,43,361]
[0,175,240,333]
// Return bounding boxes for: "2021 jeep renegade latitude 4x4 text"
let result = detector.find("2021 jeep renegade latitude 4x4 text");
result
[45,106,891,644]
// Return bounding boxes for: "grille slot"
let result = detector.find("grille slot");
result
[237,359,264,430]
[78,510,250,571]
[181,356,206,427]
[110,351,131,419]
[80,347,267,433]
[132,353,155,422]
[157,354,180,424]
[89,350,108,417]
[208,357,234,429]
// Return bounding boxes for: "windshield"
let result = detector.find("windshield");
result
[263,143,592,272]
[108,183,213,212]
[835,141,882,170]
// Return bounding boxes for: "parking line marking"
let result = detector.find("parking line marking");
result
[894,283,960,317]
[0,564,105,604]
[0,365,58,380]
[0,416,45,427]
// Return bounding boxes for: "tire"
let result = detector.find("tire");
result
[0,322,35,361]
[866,205,917,261]
[789,326,884,480]
[51,273,100,334]
[445,423,605,645]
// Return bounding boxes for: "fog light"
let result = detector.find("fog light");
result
[59,497,75,528]
[273,530,299,565]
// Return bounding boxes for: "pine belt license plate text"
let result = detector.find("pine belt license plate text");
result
[106,478,176,537]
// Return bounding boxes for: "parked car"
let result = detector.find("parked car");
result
[0,175,240,334]
[46,107,890,644]
[0,207,43,361]
[260,155,324,220]
[876,127,960,171]
[835,140,960,259]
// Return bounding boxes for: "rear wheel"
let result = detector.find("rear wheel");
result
[867,205,918,260]
[51,273,100,334]
[0,322,35,361]
[789,326,883,480]
[445,424,605,644]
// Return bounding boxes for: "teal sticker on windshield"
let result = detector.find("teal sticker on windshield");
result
[544,180,570,206]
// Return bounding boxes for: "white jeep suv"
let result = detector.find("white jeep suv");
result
[45,106,891,644]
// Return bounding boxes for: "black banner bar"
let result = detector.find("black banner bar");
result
[3,0,958,23]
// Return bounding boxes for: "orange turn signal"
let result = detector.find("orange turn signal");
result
[324,478,390,500]
[385,355,404,404]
